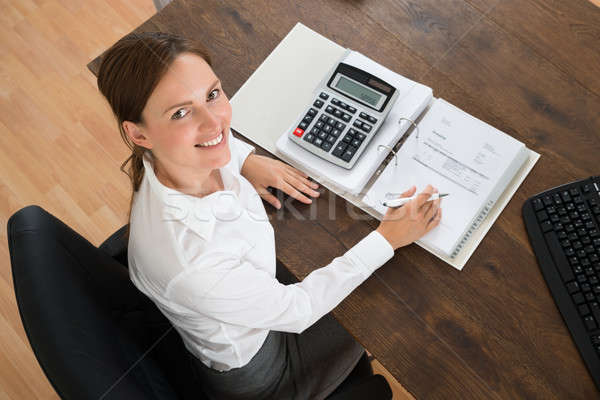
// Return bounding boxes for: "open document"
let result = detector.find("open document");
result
[364,99,529,258]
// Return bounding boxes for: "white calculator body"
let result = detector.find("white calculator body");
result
[288,62,399,169]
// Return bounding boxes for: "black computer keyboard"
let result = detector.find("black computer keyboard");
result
[523,176,600,389]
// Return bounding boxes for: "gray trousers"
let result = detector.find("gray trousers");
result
[188,315,364,400]
[187,263,365,399]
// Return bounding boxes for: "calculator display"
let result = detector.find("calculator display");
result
[335,76,383,108]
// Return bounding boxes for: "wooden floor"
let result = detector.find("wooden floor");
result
[0,0,417,398]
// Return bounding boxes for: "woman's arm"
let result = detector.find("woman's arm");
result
[165,230,393,334]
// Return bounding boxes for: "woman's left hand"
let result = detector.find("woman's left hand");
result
[241,154,320,209]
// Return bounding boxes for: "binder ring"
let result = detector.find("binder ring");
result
[377,144,398,166]
[398,117,419,140]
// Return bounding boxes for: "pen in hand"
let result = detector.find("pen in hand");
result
[382,193,449,208]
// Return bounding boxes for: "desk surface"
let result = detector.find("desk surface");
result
[89,0,600,397]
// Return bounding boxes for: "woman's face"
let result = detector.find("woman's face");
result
[130,52,232,174]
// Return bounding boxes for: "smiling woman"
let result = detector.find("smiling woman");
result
[96,31,440,399]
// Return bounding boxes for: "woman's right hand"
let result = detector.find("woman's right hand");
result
[375,184,442,250]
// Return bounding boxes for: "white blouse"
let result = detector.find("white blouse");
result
[127,132,394,371]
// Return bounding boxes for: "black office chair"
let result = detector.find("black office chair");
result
[7,205,392,399]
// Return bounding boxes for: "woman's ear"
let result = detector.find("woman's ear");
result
[123,121,153,149]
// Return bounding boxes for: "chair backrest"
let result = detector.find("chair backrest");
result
[7,206,198,399]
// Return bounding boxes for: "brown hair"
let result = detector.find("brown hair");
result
[97,32,211,235]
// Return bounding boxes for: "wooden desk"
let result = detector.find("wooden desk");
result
[88,1,600,397]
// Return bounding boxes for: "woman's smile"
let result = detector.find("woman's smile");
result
[195,131,226,148]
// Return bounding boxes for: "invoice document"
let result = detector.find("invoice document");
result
[364,99,529,258]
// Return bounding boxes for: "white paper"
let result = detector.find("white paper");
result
[364,99,529,260]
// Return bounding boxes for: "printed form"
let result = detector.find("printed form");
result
[363,99,526,256]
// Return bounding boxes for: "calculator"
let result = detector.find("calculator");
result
[288,62,399,169]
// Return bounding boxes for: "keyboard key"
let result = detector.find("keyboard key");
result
[533,198,544,211]
[347,106,356,114]
[321,141,332,152]
[536,210,548,221]
[574,292,586,304]
[319,92,329,100]
[318,131,327,140]
[567,281,580,294]
[586,293,596,302]
[341,113,351,122]
[541,221,553,232]
[361,123,372,133]
[326,135,336,144]
[342,134,353,143]
[328,117,336,126]
[307,108,317,116]
[331,98,340,106]
[331,129,341,138]
[591,302,600,322]
[313,99,324,108]
[584,315,597,331]
[325,105,334,114]
[553,194,562,205]
[580,304,591,316]
[353,120,363,129]
[313,138,323,146]
[335,122,346,130]
[545,232,575,282]
[319,114,328,122]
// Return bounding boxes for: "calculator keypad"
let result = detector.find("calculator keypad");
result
[293,91,380,165]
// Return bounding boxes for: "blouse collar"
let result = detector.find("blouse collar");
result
[141,151,243,241]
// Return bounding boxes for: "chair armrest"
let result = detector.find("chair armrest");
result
[99,224,129,267]
[327,374,392,400]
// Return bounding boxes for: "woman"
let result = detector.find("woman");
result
[97,32,441,399]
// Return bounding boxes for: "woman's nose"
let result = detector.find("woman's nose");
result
[195,105,220,131]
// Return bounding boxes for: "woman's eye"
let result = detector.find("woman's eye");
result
[208,89,220,101]
[171,108,189,120]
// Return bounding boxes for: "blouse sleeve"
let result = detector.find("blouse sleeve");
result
[164,231,394,334]
[229,131,255,172]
